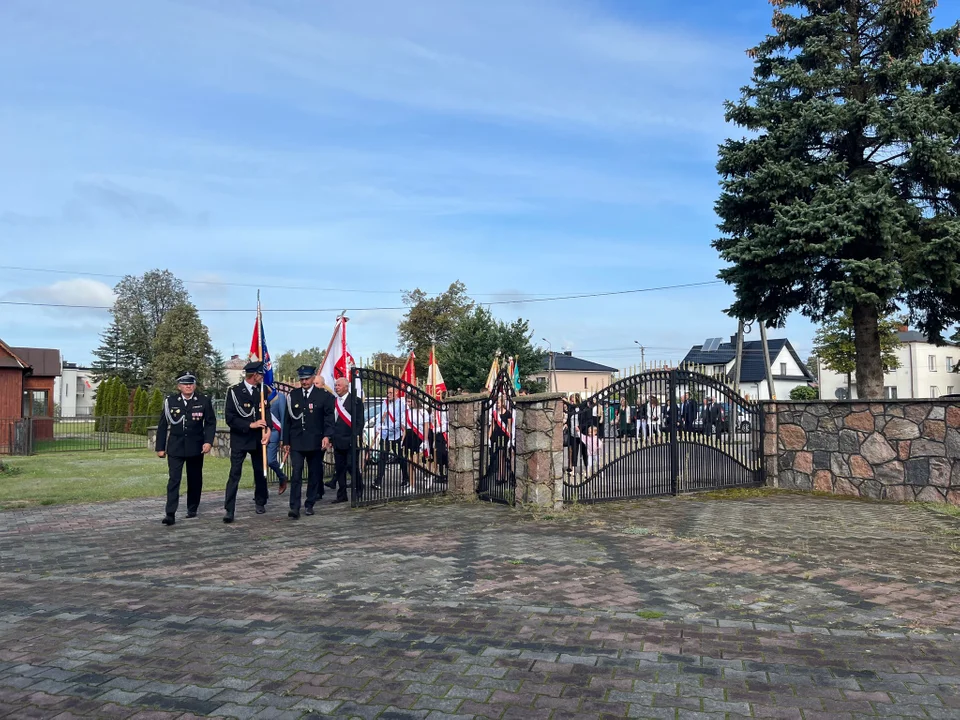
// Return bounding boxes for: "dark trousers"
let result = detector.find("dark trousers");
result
[431,431,448,475]
[290,448,324,510]
[225,447,267,514]
[165,454,203,516]
[334,446,361,501]
[374,438,408,486]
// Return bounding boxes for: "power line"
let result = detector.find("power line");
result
[0,264,725,300]
[0,280,726,313]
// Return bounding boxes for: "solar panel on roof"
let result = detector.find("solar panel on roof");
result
[702,337,723,352]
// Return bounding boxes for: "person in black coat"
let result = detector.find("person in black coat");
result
[155,371,217,525]
[281,365,333,518]
[680,392,697,433]
[223,360,272,522]
[330,376,364,503]
[702,397,723,439]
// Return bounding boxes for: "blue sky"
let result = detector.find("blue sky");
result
[3,0,951,372]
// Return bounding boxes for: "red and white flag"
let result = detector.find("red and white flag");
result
[318,316,360,396]
[425,345,446,398]
[398,352,416,397]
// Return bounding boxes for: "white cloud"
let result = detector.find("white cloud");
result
[4,279,115,307]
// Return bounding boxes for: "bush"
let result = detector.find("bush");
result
[148,389,164,422]
[132,387,148,435]
[789,385,819,401]
[94,377,112,432]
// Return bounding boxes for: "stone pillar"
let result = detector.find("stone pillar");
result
[514,393,565,508]
[762,402,779,487]
[445,394,486,500]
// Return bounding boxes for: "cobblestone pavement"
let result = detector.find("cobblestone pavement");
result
[1,490,959,719]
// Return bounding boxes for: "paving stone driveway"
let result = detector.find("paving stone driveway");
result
[1,491,959,719]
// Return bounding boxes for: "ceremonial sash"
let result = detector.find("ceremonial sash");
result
[335,396,352,427]
[406,408,424,441]
[386,402,395,424]
[493,410,509,435]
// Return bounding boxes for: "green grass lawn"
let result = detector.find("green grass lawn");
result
[0,451,251,509]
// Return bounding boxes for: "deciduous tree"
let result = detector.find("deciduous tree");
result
[398,281,474,375]
[149,303,213,392]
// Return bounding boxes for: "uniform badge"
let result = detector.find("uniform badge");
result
[294,404,299,409]
[244,403,251,408]
[309,403,313,410]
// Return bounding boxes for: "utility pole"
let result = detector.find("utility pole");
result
[541,338,557,392]
[732,319,744,398]
[634,340,645,371]
[759,321,776,400]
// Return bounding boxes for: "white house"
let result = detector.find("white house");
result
[818,328,960,400]
[56,363,99,417]
[681,336,815,400]
[530,352,618,396]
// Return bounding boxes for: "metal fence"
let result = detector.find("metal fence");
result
[478,370,517,505]
[0,416,160,454]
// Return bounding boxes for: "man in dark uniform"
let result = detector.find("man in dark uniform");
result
[223,360,271,523]
[281,365,333,518]
[331,376,364,503]
[156,371,217,525]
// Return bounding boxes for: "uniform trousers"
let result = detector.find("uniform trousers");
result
[290,448,325,511]
[166,454,204,516]
[225,447,268,514]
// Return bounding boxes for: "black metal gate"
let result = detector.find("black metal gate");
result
[478,370,516,504]
[351,367,448,507]
[563,369,763,503]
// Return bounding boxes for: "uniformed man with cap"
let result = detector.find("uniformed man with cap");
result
[155,371,217,525]
[281,365,334,518]
[223,360,272,523]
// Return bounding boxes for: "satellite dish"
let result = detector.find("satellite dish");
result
[834,388,847,400]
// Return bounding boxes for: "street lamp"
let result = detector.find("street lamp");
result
[634,340,645,371]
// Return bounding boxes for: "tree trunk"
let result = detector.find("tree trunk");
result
[853,302,884,399]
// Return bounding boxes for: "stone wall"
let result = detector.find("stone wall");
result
[147,427,232,458]
[445,394,486,500]
[514,394,565,509]
[765,401,960,505]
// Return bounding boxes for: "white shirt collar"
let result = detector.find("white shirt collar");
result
[244,381,256,394]
[180,394,194,402]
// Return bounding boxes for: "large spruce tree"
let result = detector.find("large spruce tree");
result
[714,0,960,398]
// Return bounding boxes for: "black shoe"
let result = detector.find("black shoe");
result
[288,510,299,519]
[324,479,336,489]
[372,482,382,491]
[186,511,198,518]
[331,498,348,504]
[223,513,234,524]
[304,506,315,516]
[161,515,175,526]
[255,505,266,514]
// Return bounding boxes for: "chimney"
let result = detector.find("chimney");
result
[563,350,573,356]
[898,325,909,333]
[730,335,737,345]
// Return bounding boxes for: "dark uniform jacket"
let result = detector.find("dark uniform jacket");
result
[225,382,271,451]
[702,402,723,431]
[282,386,334,452]
[681,399,698,428]
[155,392,217,457]
[331,393,364,451]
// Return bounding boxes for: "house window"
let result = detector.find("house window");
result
[779,362,787,376]
[22,390,48,417]
[929,355,937,371]
[884,386,898,399]
[949,386,955,395]
[948,357,955,373]
[931,386,940,398]
[583,377,588,389]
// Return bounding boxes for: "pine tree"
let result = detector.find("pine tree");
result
[147,388,164,422]
[113,381,130,433]
[207,349,230,397]
[714,0,960,399]
[94,377,111,432]
[132,387,148,435]
[91,320,141,386]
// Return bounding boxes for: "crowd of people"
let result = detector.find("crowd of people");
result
[154,362,453,525]
[561,392,730,473]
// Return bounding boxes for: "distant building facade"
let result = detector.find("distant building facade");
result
[818,328,960,400]
[530,351,618,396]
[57,363,99,417]
[682,336,814,400]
